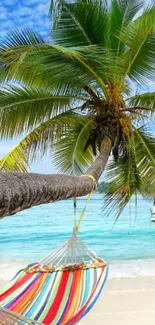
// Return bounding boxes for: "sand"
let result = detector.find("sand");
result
[80,277,155,325]
[0,277,155,324]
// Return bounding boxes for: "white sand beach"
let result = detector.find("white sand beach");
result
[80,277,155,325]
[1,276,155,324]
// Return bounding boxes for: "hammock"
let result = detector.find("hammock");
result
[0,233,108,325]
[0,176,108,325]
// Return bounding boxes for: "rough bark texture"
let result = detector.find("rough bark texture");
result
[0,138,111,218]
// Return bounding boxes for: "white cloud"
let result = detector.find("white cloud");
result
[0,0,51,39]
[14,7,33,17]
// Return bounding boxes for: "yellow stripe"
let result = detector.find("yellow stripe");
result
[61,270,82,324]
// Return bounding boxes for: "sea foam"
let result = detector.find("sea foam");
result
[0,258,155,282]
[109,258,155,279]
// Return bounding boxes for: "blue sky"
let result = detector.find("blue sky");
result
[0,0,154,174]
[0,0,58,174]
[0,0,51,39]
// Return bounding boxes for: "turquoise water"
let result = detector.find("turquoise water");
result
[0,194,155,280]
[0,194,155,279]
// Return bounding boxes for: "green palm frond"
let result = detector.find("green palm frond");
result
[0,142,29,172]
[49,0,108,25]
[102,126,155,216]
[29,45,108,92]
[109,0,144,51]
[133,126,155,183]
[118,6,155,85]
[0,28,45,83]
[117,0,144,21]
[49,0,62,21]
[127,92,155,109]
[0,111,82,172]
[126,92,155,121]
[52,1,108,47]
[0,39,108,92]
[50,0,144,49]
[0,28,45,49]
[51,0,145,84]
[0,86,80,138]
[103,142,142,219]
[52,117,96,174]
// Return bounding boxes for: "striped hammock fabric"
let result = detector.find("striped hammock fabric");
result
[0,234,108,325]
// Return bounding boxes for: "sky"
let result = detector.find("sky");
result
[0,0,58,174]
[0,0,154,174]
[0,0,51,39]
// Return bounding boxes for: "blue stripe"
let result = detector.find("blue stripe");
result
[77,265,109,322]
[34,271,58,321]
[4,273,41,309]
[25,272,55,319]
[81,269,90,306]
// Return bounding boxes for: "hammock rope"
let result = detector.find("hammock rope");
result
[0,307,42,325]
[74,174,97,232]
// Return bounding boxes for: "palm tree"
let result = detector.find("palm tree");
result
[0,0,155,219]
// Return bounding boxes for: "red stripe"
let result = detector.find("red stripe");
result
[43,271,70,325]
[0,270,41,302]
[64,266,105,325]
[8,274,43,312]
[60,270,78,324]
[0,271,36,301]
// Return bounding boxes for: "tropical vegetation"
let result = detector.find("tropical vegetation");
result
[0,0,155,218]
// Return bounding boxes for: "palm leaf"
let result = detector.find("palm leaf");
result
[127,92,155,109]
[117,0,145,21]
[0,28,44,49]
[103,139,142,219]
[0,28,45,83]
[0,142,29,172]
[118,6,155,85]
[126,92,155,121]
[52,1,108,47]
[0,38,108,92]
[0,111,82,172]
[109,0,144,51]
[133,126,155,182]
[52,117,95,174]
[102,126,155,217]
[30,45,107,92]
[0,86,79,138]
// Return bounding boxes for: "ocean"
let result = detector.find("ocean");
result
[0,193,155,281]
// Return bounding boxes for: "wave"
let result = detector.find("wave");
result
[0,258,155,283]
[108,258,155,279]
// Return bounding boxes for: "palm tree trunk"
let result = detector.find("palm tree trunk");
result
[0,138,111,218]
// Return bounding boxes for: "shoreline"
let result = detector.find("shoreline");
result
[1,257,155,280]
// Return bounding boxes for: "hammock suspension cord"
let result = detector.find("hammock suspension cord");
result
[26,174,100,273]
[73,174,97,233]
